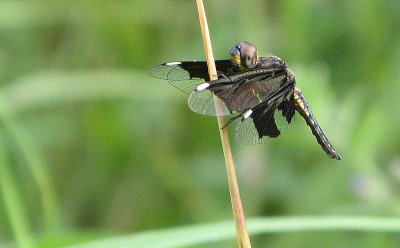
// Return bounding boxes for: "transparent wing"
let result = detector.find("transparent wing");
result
[149,60,233,95]
[188,90,230,116]
[148,63,177,80]
[235,106,292,144]
[167,66,204,94]
[234,115,270,144]
[149,63,204,94]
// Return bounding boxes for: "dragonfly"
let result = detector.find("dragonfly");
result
[149,42,341,160]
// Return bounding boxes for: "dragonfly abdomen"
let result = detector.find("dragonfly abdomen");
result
[294,88,341,160]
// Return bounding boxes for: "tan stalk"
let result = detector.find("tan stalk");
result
[195,1,252,247]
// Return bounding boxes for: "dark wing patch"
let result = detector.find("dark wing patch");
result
[234,103,287,144]
[234,78,296,144]
[278,92,295,124]
[251,104,282,138]
[178,60,234,80]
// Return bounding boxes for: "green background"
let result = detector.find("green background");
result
[0,0,400,247]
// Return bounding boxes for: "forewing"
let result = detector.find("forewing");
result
[149,62,203,94]
[188,68,286,116]
[222,71,286,112]
[149,60,233,94]
[166,66,205,94]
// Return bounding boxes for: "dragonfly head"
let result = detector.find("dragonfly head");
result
[230,42,258,71]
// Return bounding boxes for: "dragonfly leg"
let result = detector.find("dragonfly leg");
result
[220,111,247,129]
[217,72,228,79]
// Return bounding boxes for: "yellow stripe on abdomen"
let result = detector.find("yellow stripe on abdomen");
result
[294,88,341,160]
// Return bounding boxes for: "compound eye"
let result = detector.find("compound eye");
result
[246,54,254,68]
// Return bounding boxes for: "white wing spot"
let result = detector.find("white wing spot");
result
[196,83,210,91]
[243,110,253,120]
[166,62,182,66]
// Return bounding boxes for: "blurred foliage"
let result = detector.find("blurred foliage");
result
[0,0,399,247]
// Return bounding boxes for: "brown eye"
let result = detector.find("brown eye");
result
[246,55,254,68]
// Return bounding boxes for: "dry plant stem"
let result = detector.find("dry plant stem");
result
[195,0,251,247]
